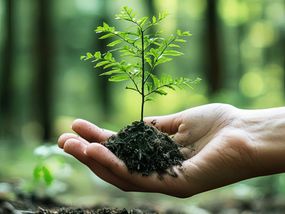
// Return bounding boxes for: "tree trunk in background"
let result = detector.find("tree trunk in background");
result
[145,0,156,42]
[205,0,222,95]
[146,0,156,18]
[236,24,245,89]
[35,0,53,141]
[95,1,111,119]
[0,0,14,137]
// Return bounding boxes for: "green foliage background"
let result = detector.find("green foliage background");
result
[0,0,284,211]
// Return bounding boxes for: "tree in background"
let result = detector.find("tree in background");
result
[0,0,14,137]
[94,1,112,119]
[34,0,54,141]
[206,0,222,95]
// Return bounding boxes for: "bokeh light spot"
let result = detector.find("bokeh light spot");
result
[239,71,264,97]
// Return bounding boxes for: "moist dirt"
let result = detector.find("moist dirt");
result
[105,121,185,176]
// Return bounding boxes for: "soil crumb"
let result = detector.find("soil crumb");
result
[105,121,185,176]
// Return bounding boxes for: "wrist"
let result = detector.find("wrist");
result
[238,107,285,175]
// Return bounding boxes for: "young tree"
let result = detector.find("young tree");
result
[82,7,199,121]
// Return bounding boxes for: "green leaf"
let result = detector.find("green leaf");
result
[99,33,114,39]
[182,31,192,36]
[163,50,183,56]
[42,166,53,186]
[189,77,202,86]
[100,69,123,76]
[109,74,129,82]
[150,74,159,87]
[152,16,157,24]
[158,11,168,20]
[116,6,136,22]
[156,56,172,66]
[145,57,152,67]
[176,29,182,36]
[175,38,186,43]
[146,82,153,92]
[94,51,102,59]
[103,22,110,29]
[149,48,159,58]
[107,39,122,47]
[86,52,93,59]
[176,30,192,37]
[95,61,109,68]
[33,165,42,181]
[95,22,115,33]
[80,56,86,60]
[95,26,104,33]
[138,17,148,27]
[165,85,176,90]
[104,52,113,60]
[103,62,118,69]
[154,89,167,95]
[145,97,154,102]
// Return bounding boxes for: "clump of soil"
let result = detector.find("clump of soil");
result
[105,121,185,176]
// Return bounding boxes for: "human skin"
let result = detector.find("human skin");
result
[58,103,285,198]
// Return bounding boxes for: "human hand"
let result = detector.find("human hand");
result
[58,103,284,197]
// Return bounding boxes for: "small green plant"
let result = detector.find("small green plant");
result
[24,145,71,197]
[81,6,200,121]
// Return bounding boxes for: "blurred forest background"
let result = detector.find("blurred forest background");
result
[0,0,285,212]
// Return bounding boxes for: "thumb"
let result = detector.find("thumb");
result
[144,112,183,135]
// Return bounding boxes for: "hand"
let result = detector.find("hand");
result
[58,103,284,197]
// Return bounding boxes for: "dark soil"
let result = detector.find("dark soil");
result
[105,121,185,176]
[1,184,285,214]
[2,195,285,214]
[0,195,160,214]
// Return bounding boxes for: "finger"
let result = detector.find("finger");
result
[85,143,129,176]
[63,139,139,191]
[172,131,194,146]
[85,143,188,195]
[58,133,89,148]
[72,119,115,143]
[63,138,92,165]
[86,143,150,190]
[144,112,183,135]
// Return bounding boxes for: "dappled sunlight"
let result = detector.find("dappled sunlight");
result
[239,70,265,98]
[248,21,277,48]
[54,116,76,137]
[218,0,249,26]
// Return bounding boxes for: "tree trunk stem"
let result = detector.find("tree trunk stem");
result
[140,30,145,122]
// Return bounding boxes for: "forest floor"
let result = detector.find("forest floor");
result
[0,194,178,213]
[1,142,285,214]
[1,192,285,214]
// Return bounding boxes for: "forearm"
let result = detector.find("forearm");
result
[240,107,285,175]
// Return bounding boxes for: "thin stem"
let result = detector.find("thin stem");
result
[140,30,145,122]
[125,71,141,94]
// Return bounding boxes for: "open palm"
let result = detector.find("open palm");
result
[58,104,258,197]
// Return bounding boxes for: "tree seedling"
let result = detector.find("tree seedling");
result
[81,6,200,176]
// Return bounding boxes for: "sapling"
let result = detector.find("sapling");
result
[81,6,200,176]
